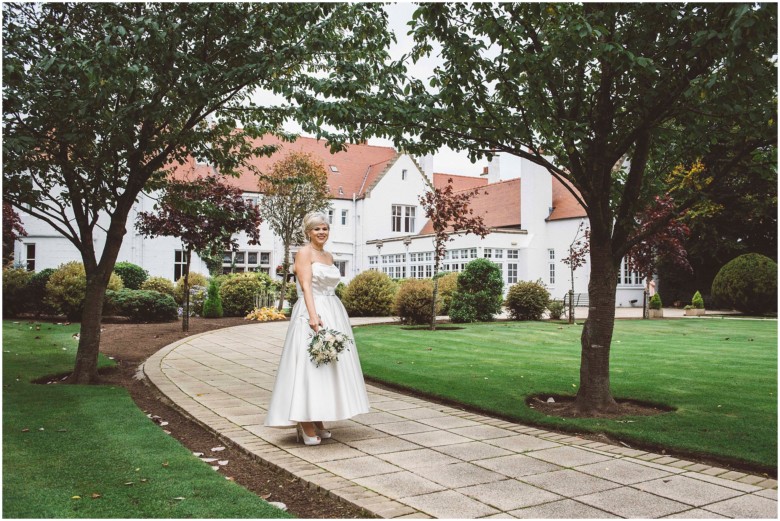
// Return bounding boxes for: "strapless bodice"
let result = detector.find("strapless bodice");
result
[297,262,340,296]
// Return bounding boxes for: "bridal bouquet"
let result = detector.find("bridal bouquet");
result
[307,328,353,367]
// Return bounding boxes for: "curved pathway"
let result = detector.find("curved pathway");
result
[144,317,776,519]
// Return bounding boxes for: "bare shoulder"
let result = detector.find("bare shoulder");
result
[297,245,313,262]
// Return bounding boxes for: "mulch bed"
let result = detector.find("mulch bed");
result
[94,317,372,519]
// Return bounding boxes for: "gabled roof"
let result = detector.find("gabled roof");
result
[419,177,521,234]
[548,176,587,221]
[170,134,398,200]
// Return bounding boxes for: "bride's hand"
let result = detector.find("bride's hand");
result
[309,315,324,333]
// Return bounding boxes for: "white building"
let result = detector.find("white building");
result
[13,134,646,307]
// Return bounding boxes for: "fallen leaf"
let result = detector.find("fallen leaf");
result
[261,493,272,500]
[57,428,67,432]
[162,462,169,467]
[125,482,134,486]
[91,493,102,499]
[173,497,185,501]
[225,476,234,481]
[21,428,29,433]
[72,496,81,500]
[140,479,148,483]
[38,427,44,431]
[135,468,140,472]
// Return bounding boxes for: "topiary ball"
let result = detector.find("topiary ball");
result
[711,253,777,314]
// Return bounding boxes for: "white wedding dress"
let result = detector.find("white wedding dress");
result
[264,262,370,427]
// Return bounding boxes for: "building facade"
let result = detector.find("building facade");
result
[13,135,646,307]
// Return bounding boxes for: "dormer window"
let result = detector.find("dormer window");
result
[330,165,339,173]
[401,169,407,180]
[338,186,344,196]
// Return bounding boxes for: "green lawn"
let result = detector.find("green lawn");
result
[2,320,289,518]
[355,318,778,471]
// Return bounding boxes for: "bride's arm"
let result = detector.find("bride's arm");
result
[295,247,323,333]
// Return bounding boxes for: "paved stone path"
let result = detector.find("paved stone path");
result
[143,315,777,519]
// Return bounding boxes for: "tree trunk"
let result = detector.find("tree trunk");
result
[429,257,441,331]
[575,239,620,414]
[68,272,110,384]
[277,243,290,311]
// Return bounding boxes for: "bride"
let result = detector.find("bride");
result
[264,211,370,445]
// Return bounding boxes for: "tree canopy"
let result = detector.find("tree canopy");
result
[2,2,397,383]
[339,3,776,413]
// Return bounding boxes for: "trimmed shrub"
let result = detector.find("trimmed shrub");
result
[2,267,32,317]
[335,281,346,301]
[140,276,175,298]
[174,272,209,305]
[106,289,178,322]
[287,283,299,307]
[112,261,148,290]
[547,300,565,320]
[394,278,436,325]
[649,293,662,310]
[505,280,550,321]
[436,272,459,315]
[448,259,504,323]
[202,278,224,318]
[45,261,124,320]
[711,253,777,314]
[691,290,705,309]
[27,268,57,316]
[342,271,396,317]
[219,272,264,317]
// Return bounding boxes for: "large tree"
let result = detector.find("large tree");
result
[136,176,261,332]
[2,2,398,383]
[310,3,776,414]
[257,151,332,311]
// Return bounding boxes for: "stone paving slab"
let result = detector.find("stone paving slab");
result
[143,318,777,519]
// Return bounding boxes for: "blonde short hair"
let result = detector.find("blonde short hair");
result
[302,211,329,239]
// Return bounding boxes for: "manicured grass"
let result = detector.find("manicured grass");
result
[2,320,289,518]
[355,318,777,471]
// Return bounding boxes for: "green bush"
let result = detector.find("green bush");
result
[335,281,346,300]
[711,253,777,314]
[105,289,178,322]
[448,259,504,323]
[202,278,224,318]
[547,300,565,320]
[505,280,550,321]
[112,261,148,290]
[436,272,459,315]
[342,271,397,317]
[26,268,57,316]
[287,283,299,307]
[140,276,175,298]
[174,272,209,305]
[2,267,32,317]
[649,293,662,310]
[394,278,437,325]
[219,272,264,317]
[45,261,124,320]
[691,290,705,309]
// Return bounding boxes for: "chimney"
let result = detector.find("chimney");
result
[481,166,489,176]
[419,154,435,183]
[487,152,501,184]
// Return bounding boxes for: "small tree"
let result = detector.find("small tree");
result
[3,202,27,265]
[419,177,490,330]
[136,176,261,331]
[257,151,331,310]
[625,194,693,318]
[561,222,590,324]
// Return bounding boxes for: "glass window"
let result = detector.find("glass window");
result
[174,250,187,280]
[495,249,503,259]
[507,249,519,259]
[401,169,407,180]
[261,252,270,265]
[334,260,347,277]
[25,243,36,271]
[327,209,334,224]
[484,248,492,258]
[341,209,348,225]
[248,252,258,264]
[234,252,245,264]
[508,263,518,284]
[392,205,415,232]
[548,248,555,260]
[549,263,555,285]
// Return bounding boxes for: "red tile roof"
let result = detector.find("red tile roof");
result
[419,177,521,234]
[432,173,488,191]
[170,134,398,200]
[548,176,587,220]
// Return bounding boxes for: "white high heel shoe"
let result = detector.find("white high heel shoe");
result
[296,424,321,446]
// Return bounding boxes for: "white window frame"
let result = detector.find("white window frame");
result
[24,243,36,272]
